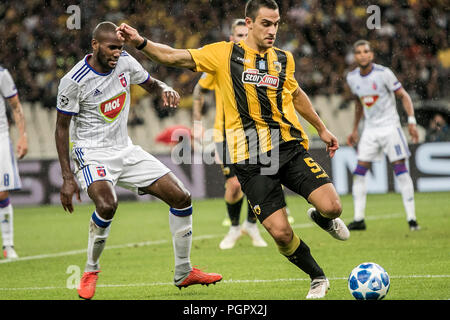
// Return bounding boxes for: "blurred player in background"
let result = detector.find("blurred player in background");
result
[192,19,268,250]
[117,0,350,299]
[345,40,420,231]
[55,22,221,300]
[0,65,27,259]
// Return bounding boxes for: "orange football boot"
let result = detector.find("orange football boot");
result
[175,267,222,289]
[78,271,100,299]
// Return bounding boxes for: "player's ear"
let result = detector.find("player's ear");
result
[91,39,99,51]
[245,17,253,30]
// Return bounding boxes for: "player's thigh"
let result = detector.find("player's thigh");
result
[139,172,191,209]
[72,147,121,193]
[383,127,411,162]
[0,137,21,192]
[279,150,331,201]
[232,163,285,223]
[117,145,172,194]
[357,129,383,162]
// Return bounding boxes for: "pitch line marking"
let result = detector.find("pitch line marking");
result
[0,274,449,291]
[0,213,404,265]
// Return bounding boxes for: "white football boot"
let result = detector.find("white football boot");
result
[3,246,18,259]
[219,226,242,249]
[241,220,268,247]
[306,277,330,299]
[307,208,350,241]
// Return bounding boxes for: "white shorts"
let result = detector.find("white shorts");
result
[357,126,411,163]
[72,144,171,194]
[0,134,21,192]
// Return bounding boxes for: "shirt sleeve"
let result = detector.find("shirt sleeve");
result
[124,52,150,85]
[56,77,80,115]
[188,41,228,74]
[198,72,215,90]
[0,69,18,99]
[383,67,402,92]
[284,51,299,94]
[345,73,357,95]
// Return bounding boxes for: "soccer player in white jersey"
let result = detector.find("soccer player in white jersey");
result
[345,40,420,231]
[0,65,27,260]
[55,22,222,300]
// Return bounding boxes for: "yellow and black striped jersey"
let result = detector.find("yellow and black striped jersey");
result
[189,40,308,163]
[197,72,225,143]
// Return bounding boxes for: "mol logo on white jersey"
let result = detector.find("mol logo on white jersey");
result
[361,95,379,108]
[99,91,126,122]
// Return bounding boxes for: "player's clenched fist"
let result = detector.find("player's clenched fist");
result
[116,23,144,48]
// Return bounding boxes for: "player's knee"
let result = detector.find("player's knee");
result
[225,179,242,202]
[96,200,118,220]
[271,228,293,247]
[172,189,191,209]
[322,200,342,219]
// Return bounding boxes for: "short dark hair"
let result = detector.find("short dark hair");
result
[92,21,118,40]
[353,39,372,52]
[245,0,279,21]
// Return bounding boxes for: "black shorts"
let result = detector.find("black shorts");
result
[215,142,236,179]
[232,141,332,222]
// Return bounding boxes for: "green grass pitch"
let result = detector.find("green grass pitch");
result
[0,192,448,300]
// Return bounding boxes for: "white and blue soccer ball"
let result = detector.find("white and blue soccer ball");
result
[348,262,390,300]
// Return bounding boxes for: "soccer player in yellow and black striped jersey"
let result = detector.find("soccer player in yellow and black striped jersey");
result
[117,0,350,299]
[192,19,269,250]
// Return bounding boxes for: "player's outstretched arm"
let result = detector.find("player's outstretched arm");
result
[116,23,196,70]
[292,87,339,158]
[7,94,28,159]
[55,112,80,213]
[140,77,180,108]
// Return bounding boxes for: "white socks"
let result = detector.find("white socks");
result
[169,206,193,279]
[0,203,13,247]
[352,162,417,223]
[352,174,367,222]
[85,211,112,272]
[396,172,416,221]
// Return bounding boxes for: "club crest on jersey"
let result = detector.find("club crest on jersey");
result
[372,82,377,90]
[242,69,279,89]
[273,61,282,73]
[119,73,127,88]
[361,95,379,108]
[96,166,106,177]
[99,91,126,122]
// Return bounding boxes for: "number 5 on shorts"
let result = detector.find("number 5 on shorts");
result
[304,157,329,178]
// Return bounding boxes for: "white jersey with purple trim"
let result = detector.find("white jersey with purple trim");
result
[346,63,402,129]
[56,51,150,148]
[0,66,19,136]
